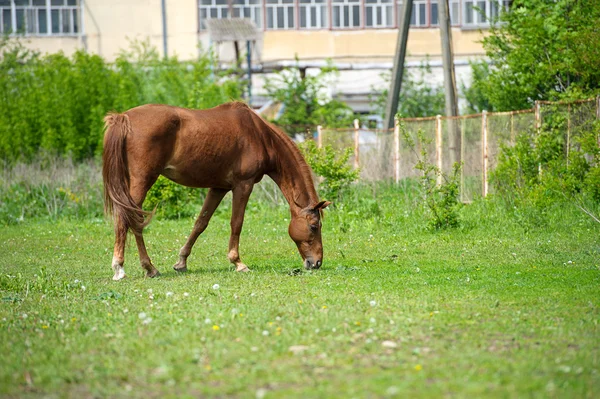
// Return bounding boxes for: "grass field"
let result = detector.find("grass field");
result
[1,185,599,398]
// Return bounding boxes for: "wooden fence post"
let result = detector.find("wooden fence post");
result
[535,101,542,177]
[317,125,322,149]
[482,110,488,198]
[460,117,465,203]
[436,115,443,186]
[510,112,515,144]
[353,119,360,170]
[567,104,571,169]
[394,117,400,184]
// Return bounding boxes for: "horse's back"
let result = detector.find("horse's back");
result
[124,102,270,189]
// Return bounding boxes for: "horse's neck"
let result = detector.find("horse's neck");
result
[268,137,318,216]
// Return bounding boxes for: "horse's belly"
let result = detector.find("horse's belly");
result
[162,160,235,189]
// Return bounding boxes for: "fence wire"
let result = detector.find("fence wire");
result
[311,98,599,200]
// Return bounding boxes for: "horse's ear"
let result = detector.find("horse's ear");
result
[312,201,331,211]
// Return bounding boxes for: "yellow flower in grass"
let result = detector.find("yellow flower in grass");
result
[212,325,220,331]
[42,325,49,329]
[414,364,423,371]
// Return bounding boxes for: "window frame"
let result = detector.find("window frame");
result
[0,0,79,36]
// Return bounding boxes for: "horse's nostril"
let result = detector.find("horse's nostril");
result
[316,260,322,268]
[305,259,312,269]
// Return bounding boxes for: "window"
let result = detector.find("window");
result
[299,0,327,29]
[199,0,262,30]
[0,0,78,36]
[332,0,361,29]
[365,0,393,28]
[430,0,461,26]
[463,0,509,27]
[266,0,295,29]
[397,0,427,27]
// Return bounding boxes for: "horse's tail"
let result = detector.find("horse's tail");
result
[102,113,151,235]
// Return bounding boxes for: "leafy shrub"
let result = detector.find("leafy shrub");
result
[144,176,204,220]
[0,38,243,163]
[400,122,462,230]
[491,111,600,221]
[264,60,356,132]
[299,140,359,201]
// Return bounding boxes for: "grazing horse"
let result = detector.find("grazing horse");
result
[102,102,330,280]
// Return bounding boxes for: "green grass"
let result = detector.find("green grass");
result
[1,187,599,398]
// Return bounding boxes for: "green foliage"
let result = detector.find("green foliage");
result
[264,60,356,131]
[144,176,204,220]
[491,112,600,219]
[0,38,243,163]
[461,60,494,114]
[399,121,462,230]
[479,0,600,111]
[299,140,359,201]
[372,61,445,118]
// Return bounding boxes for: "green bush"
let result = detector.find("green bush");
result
[491,112,600,219]
[399,121,462,230]
[299,140,359,201]
[143,176,204,220]
[0,38,243,163]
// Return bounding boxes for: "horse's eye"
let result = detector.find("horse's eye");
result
[310,224,318,232]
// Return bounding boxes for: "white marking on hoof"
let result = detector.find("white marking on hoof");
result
[236,264,250,272]
[112,257,126,281]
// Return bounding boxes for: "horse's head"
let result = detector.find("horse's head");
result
[288,200,331,270]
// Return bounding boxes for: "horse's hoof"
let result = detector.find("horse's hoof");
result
[173,265,187,273]
[146,270,161,278]
[112,273,126,281]
[236,266,250,273]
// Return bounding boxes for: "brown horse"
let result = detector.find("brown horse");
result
[102,102,330,280]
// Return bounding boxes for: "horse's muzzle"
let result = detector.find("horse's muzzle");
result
[304,258,322,270]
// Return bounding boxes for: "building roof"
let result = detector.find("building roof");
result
[205,18,262,42]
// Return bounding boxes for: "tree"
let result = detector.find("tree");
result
[264,61,356,131]
[480,0,600,111]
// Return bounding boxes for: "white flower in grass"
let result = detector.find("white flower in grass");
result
[183,292,189,297]
[204,318,211,324]
[22,313,28,319]
[369,300,377,307]
[147,289,153,294]
[138,312,147,320]
[212,284,220,290]
[81,285,86,291]
[142,317,152,325]
[166,292,174,297]
[262,330,269,336]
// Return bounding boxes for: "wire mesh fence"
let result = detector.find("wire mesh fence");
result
[311,97,599,202]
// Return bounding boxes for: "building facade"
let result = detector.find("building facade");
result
[1,0,508,111]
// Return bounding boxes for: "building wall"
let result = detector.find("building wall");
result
[14,1,487,63]
[259,28,486,62]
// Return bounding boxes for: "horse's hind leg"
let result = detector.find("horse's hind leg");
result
[131,178,160,278]
[112,219,127,281]
[174,188,228,272]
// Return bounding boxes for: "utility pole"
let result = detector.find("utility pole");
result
[384,0,413,130]
[439,0,460,164]
[161,0,168,58]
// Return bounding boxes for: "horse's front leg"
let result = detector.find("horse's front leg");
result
[228,183,254,272]
[174,188,228,272]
